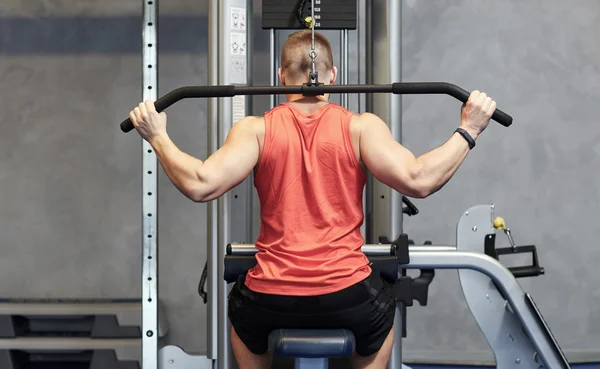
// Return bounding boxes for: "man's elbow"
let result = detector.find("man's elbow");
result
[390,179,431,199]
[402,164,434,199]
[408,188,429,199]
[410,178,444,199]
[403,184,431,199]
[187,170,218,203]
[186,184,214,203]
[189,192,209,203]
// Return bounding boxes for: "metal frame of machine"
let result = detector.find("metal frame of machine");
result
[136,1,566,369]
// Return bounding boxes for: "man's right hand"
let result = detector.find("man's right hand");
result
[460,90,497,140]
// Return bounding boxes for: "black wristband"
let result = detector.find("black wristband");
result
[455,128,476,150]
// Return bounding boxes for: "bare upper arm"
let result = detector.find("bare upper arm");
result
[197,116,261,201]
[357,113,424,198]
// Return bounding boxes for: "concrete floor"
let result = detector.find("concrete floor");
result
[409,365,598,369]
[294,359,598,369]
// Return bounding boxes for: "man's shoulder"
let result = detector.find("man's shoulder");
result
[233,115,265,136]
[235,115,265,127]
[350,112,379,128]
[352,112,379,122]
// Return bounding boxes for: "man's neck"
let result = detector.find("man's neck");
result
[284,95,330,115]
[285,94,329,103]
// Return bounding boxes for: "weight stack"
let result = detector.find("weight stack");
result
[0,298,167,369]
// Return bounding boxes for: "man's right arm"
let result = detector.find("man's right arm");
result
[359,91,496,198]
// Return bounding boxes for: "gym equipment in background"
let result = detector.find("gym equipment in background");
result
[0,299,168,369]
[221,204,569,369]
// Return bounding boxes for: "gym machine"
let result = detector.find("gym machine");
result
[122,1,567,369]
[0,298,168,369]
[223,204,569,369]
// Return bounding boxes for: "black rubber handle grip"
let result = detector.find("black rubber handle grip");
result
[392,82,513,127]
[120,85,236,133]
[509,266,546,278]
[401,196,419,216]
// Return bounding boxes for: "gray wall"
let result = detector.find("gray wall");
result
[1,0,599,365]
[401,0,600,362]
[0,0,212,354]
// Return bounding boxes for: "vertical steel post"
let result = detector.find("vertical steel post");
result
[141,1,159,369]
[269,29,277,108]
[216,1,250,368]
[340,29,349,109]
[357,0,368,239]
[357,0,367,114]
[217,2,233,365]
[207,0,219,361]
[368,1,404,368]
[245,0,254,244]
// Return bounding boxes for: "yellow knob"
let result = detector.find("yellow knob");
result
[304,16,313,28]
[493,217,506,230]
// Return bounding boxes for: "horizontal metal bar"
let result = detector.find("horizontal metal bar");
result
[227,244,457,256]
[227,243,397,256]
[0,300,140,315]
[227,243,258,255]
[120,82,513,132]
[236,84,393,96]
[0,338,141,350]
[405,250,526,331]
[410,245,456,252]
[404,250,516,285]
[360,244,396,255]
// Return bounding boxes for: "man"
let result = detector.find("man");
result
[129,30,496,369]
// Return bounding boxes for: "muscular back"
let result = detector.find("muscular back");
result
[249,102,422,202]
[245,101,371,296]
[254,103,364,171]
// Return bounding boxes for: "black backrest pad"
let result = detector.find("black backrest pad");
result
[224,255,399,284]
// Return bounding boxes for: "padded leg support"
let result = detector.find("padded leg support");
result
[295,357,328,369]
[268,329,355,358]
[269,329,355,369]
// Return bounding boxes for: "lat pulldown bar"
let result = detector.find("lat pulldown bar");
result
[119,82,514,132]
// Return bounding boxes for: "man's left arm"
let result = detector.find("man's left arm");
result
[130,101,260,202]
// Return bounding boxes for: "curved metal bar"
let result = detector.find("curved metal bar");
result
[120,82,513,132]
[407,251,567,369]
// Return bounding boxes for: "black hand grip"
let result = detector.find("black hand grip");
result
[509,266,545,278]
[411,269,435,306]
[401,196,419,216]
[197,261,208,304]
[392,82,513,127]
[121,119,135,133]
[120,85,237,133]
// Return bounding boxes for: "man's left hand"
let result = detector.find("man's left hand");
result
[130,100,167,143]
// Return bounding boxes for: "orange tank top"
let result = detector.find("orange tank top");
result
[244,102,371,296]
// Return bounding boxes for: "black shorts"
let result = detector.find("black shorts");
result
[228,271,397,357]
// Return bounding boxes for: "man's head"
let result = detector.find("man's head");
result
[279,30,337,86]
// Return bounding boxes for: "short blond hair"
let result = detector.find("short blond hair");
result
[281,30,334,83]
